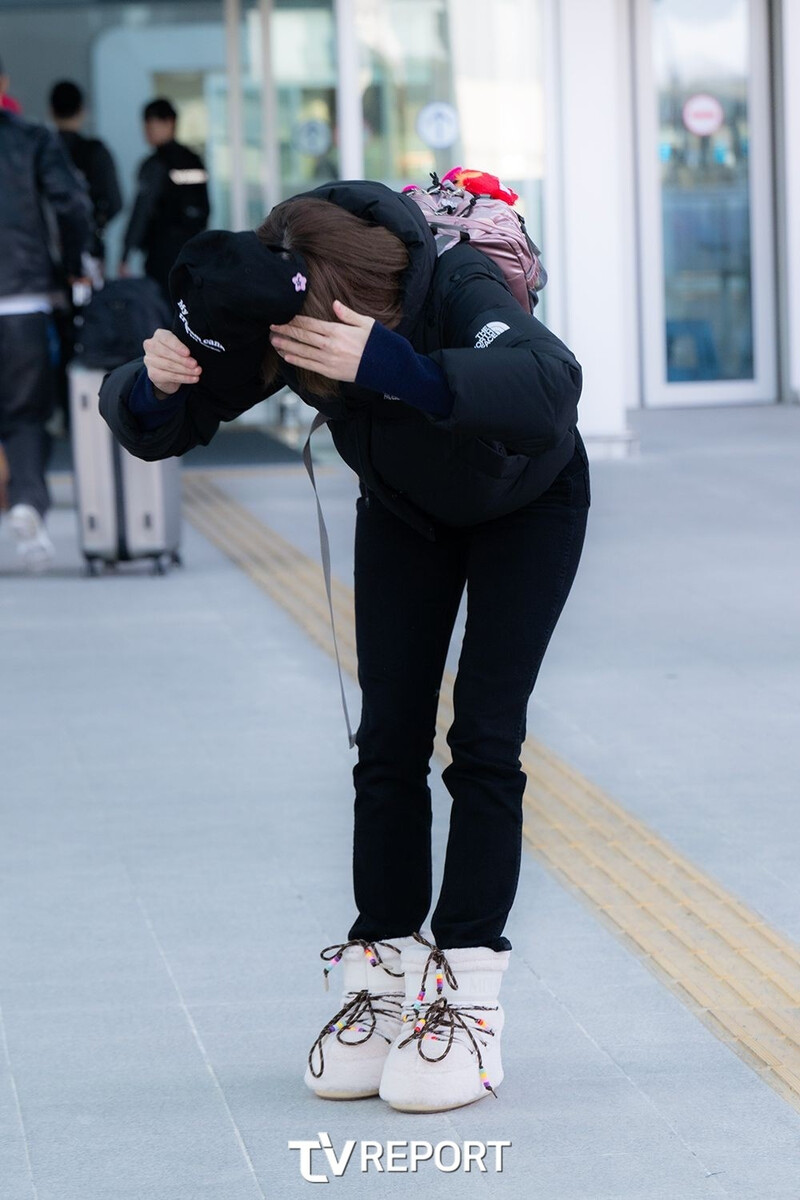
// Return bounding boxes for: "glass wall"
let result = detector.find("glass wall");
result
[353,0,546,240]
[653,0,754,383]
[242,0,339,219]
[237,0,546,246]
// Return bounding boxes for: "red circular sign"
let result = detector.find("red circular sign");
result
[682,93,725,137]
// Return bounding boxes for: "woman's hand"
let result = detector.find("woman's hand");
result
[269,300,374,383]
[143,328,202,397]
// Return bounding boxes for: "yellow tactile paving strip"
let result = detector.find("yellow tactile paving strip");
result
[183,471,800,1111]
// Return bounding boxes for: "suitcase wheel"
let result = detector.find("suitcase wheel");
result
[85,556,116,576]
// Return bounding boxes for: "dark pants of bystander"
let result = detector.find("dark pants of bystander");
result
[0,312,55,517]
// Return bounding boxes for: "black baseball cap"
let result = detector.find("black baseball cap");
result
[168,229,309,390]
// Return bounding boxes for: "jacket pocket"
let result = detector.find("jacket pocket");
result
[454,435,529,480]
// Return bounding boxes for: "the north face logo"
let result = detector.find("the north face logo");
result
[474,321,510,349]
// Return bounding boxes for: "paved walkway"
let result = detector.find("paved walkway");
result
[1,404,799,1199]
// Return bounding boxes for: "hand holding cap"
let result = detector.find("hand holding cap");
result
[167,229,309,389]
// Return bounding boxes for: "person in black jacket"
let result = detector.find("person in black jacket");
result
[49,80,122,265]
[99,181,589,1112]
[120,98,209,298]
[49,79,124,432]
[0,69,91,570]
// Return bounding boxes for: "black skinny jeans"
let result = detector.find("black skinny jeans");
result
[348,442,590,952]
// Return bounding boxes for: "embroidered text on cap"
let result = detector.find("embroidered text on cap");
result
[177,299,225,353]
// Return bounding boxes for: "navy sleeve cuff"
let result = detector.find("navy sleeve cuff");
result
[355,322,453,417]
[127,369,187,431]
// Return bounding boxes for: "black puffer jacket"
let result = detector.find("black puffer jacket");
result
[0,111,91,296]
[100,181,584,538]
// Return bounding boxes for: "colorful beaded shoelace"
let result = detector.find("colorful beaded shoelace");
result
[400,995,499,1096]
[320,938,404,990]
[308,938,404,1079]
[409,932,459,1011]
[402,933,499,1097]
[308,988,403,1079]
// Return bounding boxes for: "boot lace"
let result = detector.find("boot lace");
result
[320,938,404,990]
[308,989,403,1079]
[308,938,405,1079]
[410,931,459,1010]
[403,933,499,1098]
[400,995,499,1097]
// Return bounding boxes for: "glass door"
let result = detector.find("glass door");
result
[241,0,339,218]
[635,0,776,405]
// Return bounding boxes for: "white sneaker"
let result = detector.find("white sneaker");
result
[304,938,410,1100]
[9,504,55,573]
[379,935,510,1113]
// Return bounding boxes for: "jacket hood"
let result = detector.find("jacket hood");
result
[297,180,437,338]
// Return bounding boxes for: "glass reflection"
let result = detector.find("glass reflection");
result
[243,1,339,214]
[654,0,754,382]
[354,0,546,281]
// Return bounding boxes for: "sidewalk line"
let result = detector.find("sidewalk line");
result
[0,1003,40,1200]
[133,889,266,1200]
[184,472,800,1113]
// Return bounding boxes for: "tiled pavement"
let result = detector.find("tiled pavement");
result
[1,403,799,1199]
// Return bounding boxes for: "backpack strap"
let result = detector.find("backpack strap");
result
[302,411,356,749]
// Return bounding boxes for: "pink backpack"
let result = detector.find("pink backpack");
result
[403,168,548,313]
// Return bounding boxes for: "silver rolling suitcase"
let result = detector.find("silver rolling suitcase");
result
[68,363,182,575]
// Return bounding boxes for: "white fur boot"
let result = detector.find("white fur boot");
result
[304,938,410,1100]
[379,935,510,1112]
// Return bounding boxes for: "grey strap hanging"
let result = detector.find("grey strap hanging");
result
[302,411,356,749]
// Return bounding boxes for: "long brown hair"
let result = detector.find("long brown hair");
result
[257,197,409,398]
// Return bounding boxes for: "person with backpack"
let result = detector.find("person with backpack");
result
[120,98,209,298]
[48,79,124,431]
[49,80,123,266]
[98,175,589,1112]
